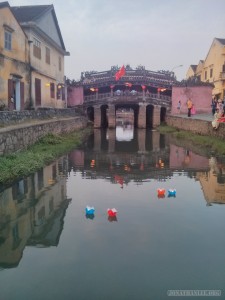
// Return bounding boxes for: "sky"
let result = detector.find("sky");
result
[9,0,225,81]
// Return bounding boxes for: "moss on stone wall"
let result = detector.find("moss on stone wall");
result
[0,128,92,186]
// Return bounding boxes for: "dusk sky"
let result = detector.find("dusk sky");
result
[9,0,225,81]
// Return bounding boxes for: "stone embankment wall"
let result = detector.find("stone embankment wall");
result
[166,115,225,139]
[0,116,87,156]
[0,107,84,126]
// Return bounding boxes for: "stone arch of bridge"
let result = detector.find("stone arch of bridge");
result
[87,106,94,122]
[146,104,154,128]
[86,102,164,129]
[160,106,167,123]
[115,103,139,128]
[86,104,109,127]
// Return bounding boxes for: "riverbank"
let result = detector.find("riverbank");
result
[166,113,225,139]
[0,116,87,155]
[159,123,225,155]
[0,127,92,186]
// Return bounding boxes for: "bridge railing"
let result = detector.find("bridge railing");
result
[84,92,171,106]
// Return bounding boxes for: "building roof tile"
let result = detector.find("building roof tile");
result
[0,1,10,9]
[11,5,52,22]
[215,38,225,45]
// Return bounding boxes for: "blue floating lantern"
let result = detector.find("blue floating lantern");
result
[85,206,95,215]
[168,189,176,197]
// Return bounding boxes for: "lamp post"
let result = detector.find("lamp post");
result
[171,65,183,79]
[171,64,183,72]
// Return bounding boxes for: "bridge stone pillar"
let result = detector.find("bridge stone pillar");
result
[94,106,101,128]
[107,129,116,153]
[138,129,146,153]
[108,104,116,128]
[153,105,161,128]
[138,103,147,128]
[94,129,101,151]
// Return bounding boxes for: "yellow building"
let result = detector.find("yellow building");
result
[186,38,225,99]
[12,4,70,108]
[0,2,29,110]
[0,2,69,110]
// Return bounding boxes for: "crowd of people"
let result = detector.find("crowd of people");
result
[211,97,225,130]
[176,96,225,130]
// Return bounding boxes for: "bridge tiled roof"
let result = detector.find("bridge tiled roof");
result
[81,67,177,88]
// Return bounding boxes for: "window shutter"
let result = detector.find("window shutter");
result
[20,82,24,110]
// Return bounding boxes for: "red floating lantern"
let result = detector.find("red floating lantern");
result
[141,85,146,90]
[107,208,117,217]
[157,188,166,198]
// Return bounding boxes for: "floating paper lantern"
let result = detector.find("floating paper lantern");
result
[107,208,117,217]
[157,188,166,198]
[85,206,95,215]
[168,189,176,197]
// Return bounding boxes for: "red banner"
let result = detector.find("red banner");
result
[115,65,126,81]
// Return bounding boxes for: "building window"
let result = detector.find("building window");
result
[59,56,62,71]
[62,86,65,100]
[57,84,61,99]
[204,71,207,80]
[4,30,12,50]
[33,38,41,59]
[46,47,50,64]
[50,83,55,98]
[210,68,213,78]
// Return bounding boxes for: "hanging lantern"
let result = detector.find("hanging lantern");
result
[90,88,95,92]
[141,85,146,90]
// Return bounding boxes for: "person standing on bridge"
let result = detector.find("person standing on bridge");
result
[187,98,193,117]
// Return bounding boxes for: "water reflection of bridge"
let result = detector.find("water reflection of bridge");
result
[69,130,211,182]
[68,131,225,204]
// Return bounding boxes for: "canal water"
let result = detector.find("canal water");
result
[0,126,225,300]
